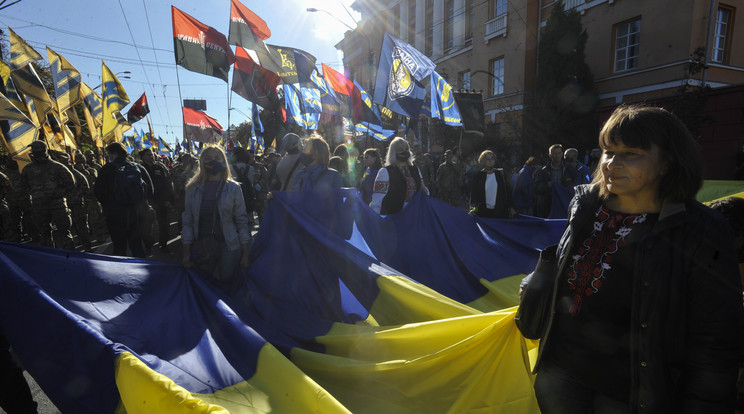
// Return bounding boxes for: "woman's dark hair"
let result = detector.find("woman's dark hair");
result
[105,142,128,159]
[363,148,382,169]
[591,105,702,202]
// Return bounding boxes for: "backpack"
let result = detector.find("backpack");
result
[113,162,146,205]
[235,165,256,211]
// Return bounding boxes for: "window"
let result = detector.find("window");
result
[445,0,455,48]
[425,0,434,56]
[712,6,733,63]
[408,0,416,45]
[614,18,640,72]
[490,0,507,18]
[460,70,471,90]
[491,57,504,95]
[465,0,473,41]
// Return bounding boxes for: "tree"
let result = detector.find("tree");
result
[667,47,711,138]
[232,121,253,148]
[524,0,598,155]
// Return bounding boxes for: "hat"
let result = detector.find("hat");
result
[282,133,301,150]
[53,151,69,161]
[29,141,47,152]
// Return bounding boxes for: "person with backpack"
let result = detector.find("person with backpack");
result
[94,142,153,257]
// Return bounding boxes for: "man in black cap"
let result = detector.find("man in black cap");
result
[19,141,76,249]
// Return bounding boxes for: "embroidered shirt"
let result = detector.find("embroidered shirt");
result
[545,204,658,402]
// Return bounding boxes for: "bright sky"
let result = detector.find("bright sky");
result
[0,0,360,146]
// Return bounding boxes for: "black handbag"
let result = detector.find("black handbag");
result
[515,244,559,340]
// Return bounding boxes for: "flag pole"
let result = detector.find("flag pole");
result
[227,86,232,143]
[174,65,188,153]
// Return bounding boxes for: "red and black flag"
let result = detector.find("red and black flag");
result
[232,46,280,110]
[322,63,378,125]
[172,6,234,82]
[228,0,271,50]
[126,92,149,124]
[183,106,223,143]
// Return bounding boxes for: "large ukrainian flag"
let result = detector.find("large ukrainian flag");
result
[0,190,560,413]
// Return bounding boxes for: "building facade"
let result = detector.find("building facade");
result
[337,0,744,177]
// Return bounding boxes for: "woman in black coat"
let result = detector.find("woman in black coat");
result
[469,150,513,218]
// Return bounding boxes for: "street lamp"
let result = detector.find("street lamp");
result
[92,71,132,90]
[306,7,374,79]
[229,107,250,119]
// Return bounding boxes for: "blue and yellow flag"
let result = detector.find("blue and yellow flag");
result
[0,190,560,413]
[430,71,462,126]
[158,137,173,157]
[0,92,39,156]
[101,62,130,141]
[4,78,28,119]
[123,135,135,153]
[46,47,81,124]
[282,84,304,127]
[251,103,265,155]
[80,82,103,125]
[10,64,54,124]
[8,28,42,70]
[372,32,430,118]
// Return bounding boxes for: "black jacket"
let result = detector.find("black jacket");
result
[469,169,511,218]
[380,165,422,215]
[536,184,741,413]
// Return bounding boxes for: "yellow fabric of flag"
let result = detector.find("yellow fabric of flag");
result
[82,103,102,148]
[146,117,159,151]
[101,62,130,141]
[0,60,10,85]
[46,47,82,124]
[115,345,352,414]
[294,308,539,414]
[9,28,42,70]
[10,64,54,124]
[80,82,103,126]
[0,92,39,157]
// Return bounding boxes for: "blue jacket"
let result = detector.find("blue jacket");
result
[291,165,342,192]
[536,184,741,413]
[182,179,252,251]
[512,164,534,208]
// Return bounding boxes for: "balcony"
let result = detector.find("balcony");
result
[485,13,507,42]
[563,0,585,10]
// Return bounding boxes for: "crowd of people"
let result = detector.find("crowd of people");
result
[2,105,744,412]
[0,129,602,260]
